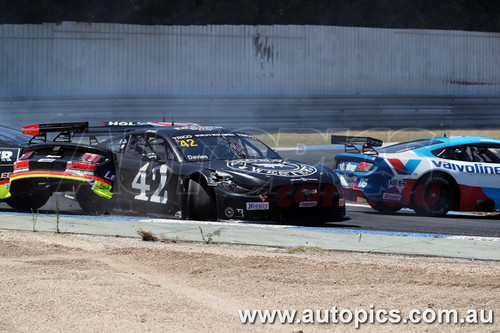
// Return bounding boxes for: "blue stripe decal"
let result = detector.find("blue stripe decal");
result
[404,159,422,175]
[289,226,450,238]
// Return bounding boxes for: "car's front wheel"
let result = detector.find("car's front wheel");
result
[412,174,456,217]
[185,179,216,221]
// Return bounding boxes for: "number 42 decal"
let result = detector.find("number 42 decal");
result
[132,163,168,204]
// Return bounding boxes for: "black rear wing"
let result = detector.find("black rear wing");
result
[331,135,383,155]
[22,122,137,145]
[23,122,90,144]
[21,121,198,145]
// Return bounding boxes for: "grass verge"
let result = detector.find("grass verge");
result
[256,128,500,148]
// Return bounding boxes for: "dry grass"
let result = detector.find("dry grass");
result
[137,229,180,243]
[287,245,324,254]
[256,128,500,148]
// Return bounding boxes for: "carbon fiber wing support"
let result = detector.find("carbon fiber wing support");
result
[331,135,383,155]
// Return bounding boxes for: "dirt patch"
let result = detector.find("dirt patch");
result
[0,230,498,332]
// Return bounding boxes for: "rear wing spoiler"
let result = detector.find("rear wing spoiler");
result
[21,121,198,145]
[331,135,383,155]
[23,122,90,144]
[22,122,136,145]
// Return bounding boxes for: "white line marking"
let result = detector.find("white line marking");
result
[447,236,500,242]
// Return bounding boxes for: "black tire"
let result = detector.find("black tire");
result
[186,179,216,221]
[76,185,112,215]
[412,174,456,217]
[6,191,51,212]
[367,199,402,214]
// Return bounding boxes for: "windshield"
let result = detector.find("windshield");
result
[172,133,280,161]
[0,125,28,146]
[378,139,444,154]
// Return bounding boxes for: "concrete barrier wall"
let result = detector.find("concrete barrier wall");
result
[1,22,500,130]
[2,95,499,131]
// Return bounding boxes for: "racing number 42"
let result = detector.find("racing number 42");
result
[132,163,168,204]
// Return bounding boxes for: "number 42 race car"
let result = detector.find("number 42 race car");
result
[333,135,500,216]
[1,122,349,223]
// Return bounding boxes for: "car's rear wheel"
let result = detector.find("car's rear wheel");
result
[76,185,112,215]
[6,191,51,212]
[412,174,456,217]
[186,179,216,221]
[367,199,402,214]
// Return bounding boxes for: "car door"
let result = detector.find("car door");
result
[115,132,179,215]
[463,144,500,206]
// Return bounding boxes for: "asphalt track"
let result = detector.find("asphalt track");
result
[0,145,499,260]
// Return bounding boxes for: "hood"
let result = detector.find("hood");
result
[205,158,336,186]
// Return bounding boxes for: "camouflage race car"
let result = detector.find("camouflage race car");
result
[3,122,349,222]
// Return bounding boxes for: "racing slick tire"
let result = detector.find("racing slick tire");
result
[6,191,51,212]
[367,199,403,214]
[75,185,112,215]
[412,174,457,217]
[186,179,217,221]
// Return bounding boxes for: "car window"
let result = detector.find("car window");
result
[114,133,173,160]
[379,139,444,154]
[466,144,500,163]
[171,133,280,161]
[432,146,472,162]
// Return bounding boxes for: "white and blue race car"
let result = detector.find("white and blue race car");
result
[333,135,500,216]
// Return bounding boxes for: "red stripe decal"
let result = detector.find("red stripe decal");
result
[11,171,112,185]
[387,159,405,174]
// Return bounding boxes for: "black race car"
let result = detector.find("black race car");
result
[5,122,349,222]
[0,125,51,210]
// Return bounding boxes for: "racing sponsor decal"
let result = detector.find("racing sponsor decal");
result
[187,154,209,160]
[338,162,357,172]
[246,202,270,210]
[387,177,407,192]
[299,201,318,208]
[382,192,402,201]
[173,126,223,131]
[224,207,235,218]
[432,160,500,174]
[224,207,245,218]
[236,208,245,217]
[227,160,317,177]
[387,159,421,175]
[0,149,20,163]
[357,178,368,189]
[290,177,318,182]
[103,170,116,182]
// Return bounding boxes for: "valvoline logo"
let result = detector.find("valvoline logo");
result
[387,159,421,175]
